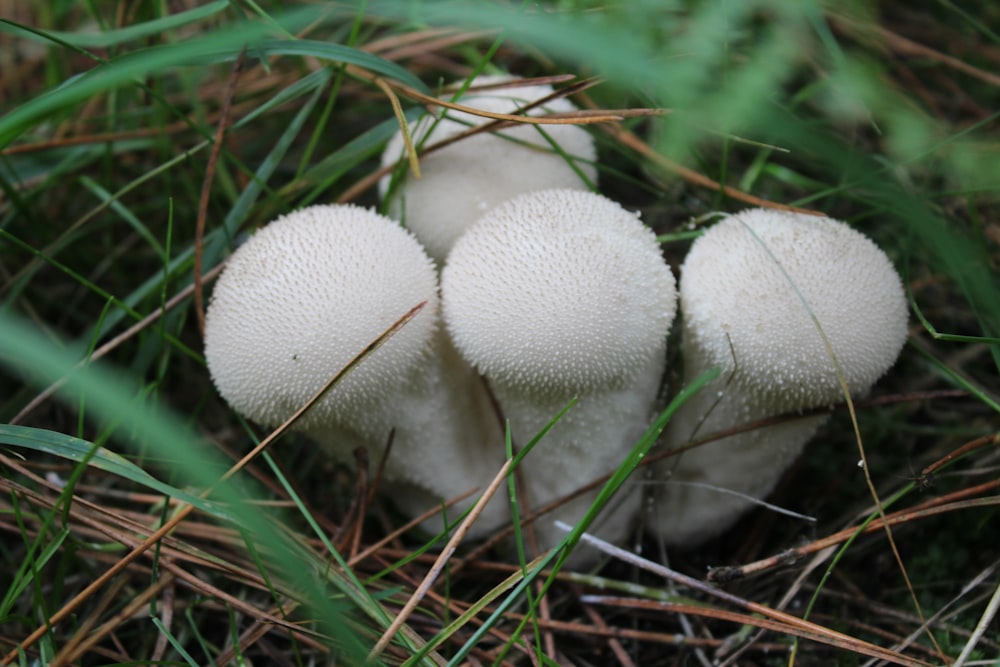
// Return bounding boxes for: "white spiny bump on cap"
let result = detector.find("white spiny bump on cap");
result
[648,208,908,546]
[204,204,507,537]
[442,188,677,556]
[379,75,598,263]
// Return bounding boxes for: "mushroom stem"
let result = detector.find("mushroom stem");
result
[364,334,510,535]
[499,351,667,550]
[649,338,832,545]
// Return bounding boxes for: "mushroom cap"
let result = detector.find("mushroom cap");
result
[441,188,677,395]
[379,75,598,262]
[204,204,439,434]
[680,208,908,408]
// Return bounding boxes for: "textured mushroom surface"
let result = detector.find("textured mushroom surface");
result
[204,204,439,436]
[442,188,677,554]
[680,208,908,406]
[443,189,675,395]
[649,208,908,545]
[379,75,598,263]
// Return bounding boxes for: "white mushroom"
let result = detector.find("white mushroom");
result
[648,208,908,545]
[441,189,677,553]
[204,204,507,536]
[379,75,598,263]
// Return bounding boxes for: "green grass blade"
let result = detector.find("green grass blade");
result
[0,11,424,149]
[0,1,231,48]
[0,424,235,521]
[0,311,376,662]
[448,366,722,666]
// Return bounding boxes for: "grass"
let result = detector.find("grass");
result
[1,0,998,664]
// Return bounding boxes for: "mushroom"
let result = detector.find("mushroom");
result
[379,75,598,263]
[441,188,677,552]
[647,208,908,545]
[204,204,508,536]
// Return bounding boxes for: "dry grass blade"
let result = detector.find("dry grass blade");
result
[391,83,624,125]
[51,575,175,666]
[583,596,933,666]
[953,576,1000,666]
[709,434,1000,583]
[194,48,245,338]
[713,490,1000,582]
[223,300,428,482]
[367,457,514,661]
[1,302,427,664]
[374,75,421,179]
[346,486,479,567]
[334,110,599,204]
[492,606,793,653]
[603,120,823,215]
[642,390,970,470]
[828,12,1000,88]
[577,589,637,667]
[565,525,936,667]
[11,265,224,426]
[0,460,310,629]
[0,106,244,156]
[362,27,487,55]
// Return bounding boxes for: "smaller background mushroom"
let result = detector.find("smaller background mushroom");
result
[379,75,598,263]
[647,208,909,546]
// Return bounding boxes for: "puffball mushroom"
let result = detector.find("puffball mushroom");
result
[204,204,507,536]
[442,188,677,553]
[379,75,598,263]
[647,208,908,545]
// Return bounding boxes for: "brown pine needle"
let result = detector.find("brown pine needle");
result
[374,75,422,179]
[11,262,226,425]
[367,457,513,661]
[709,474,1000,583]
[195,48,245,339]
[390,81,623,125]
[1,302,428,665]
[564,525,935,667]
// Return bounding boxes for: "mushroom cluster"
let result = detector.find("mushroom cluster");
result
[204,74,909,561]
